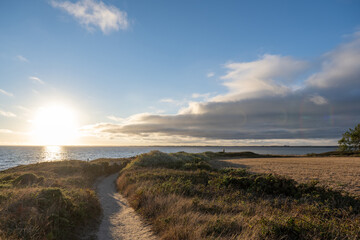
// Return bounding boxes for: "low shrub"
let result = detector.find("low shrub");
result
[13,173,42,186]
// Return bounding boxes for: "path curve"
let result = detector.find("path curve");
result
[96,173,157,240]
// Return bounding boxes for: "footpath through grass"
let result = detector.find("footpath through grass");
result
[0,158,130,240]
[117,151,360,240]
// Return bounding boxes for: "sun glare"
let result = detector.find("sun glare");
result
[32,105,79,146]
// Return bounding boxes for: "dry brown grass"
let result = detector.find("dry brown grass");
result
[212,157,360,196]
[116,151,360,240]
[0,159,129,240]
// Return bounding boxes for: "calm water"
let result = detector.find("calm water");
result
[0,146,337,171]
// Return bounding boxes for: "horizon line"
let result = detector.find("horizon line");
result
[0,144,338,148]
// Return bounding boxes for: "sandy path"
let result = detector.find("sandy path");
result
[96,173,157,240]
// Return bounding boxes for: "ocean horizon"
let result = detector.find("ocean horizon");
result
[0,145,337,171]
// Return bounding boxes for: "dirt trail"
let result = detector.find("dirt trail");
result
[96,173,157,240]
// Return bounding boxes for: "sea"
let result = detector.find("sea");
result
[0,146,337,171]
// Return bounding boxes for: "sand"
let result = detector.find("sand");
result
[96,173,157,240]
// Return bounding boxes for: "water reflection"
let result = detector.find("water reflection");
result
[42,145,66,162]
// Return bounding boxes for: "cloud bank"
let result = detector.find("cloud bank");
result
[82,33,360,145]
[51,0,129,34]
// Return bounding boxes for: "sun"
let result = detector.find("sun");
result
[32,104,79,146]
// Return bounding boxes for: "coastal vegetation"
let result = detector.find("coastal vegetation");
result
[117,151,360,239]
[339,123,360,152]
[0,150,359,239]
[0,158,129,239]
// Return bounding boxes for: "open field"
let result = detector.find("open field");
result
[211,157,360,196]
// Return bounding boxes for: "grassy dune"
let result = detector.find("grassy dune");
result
[117,151,360,239]
[0,159,129,240]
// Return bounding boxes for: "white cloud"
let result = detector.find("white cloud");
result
[207,72,215,78]
[309,95,328,105]
[191,92,214,100]
[0,89,13,97]
[51,0,129,34]
[29,76,44,84]
[212,54,308,102]
[306,34,360,88]
[0,110,16,118]
[107,115,124,122]
[159,98,189,106]
[16,55,29,62]
[160,98,176,103]
[17,106,30,112]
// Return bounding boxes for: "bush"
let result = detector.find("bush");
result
[13,173,42,186]
[127,150,211,170]
[338,123,360,152]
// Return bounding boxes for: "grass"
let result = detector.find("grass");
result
[117,150,360,240]
[214,157,360,196]
[0,158,129,240]
[1,150,359,239]
[306,151,360,157]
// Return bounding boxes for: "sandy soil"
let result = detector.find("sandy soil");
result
[212,157,360,196]
[96,173,157,240]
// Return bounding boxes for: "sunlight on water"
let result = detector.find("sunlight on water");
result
[42,145,66,162]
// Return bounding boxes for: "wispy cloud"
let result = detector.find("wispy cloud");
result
[159,98,189,107]
[0,129,13,134]
[207,72,215,78]
[51,0,129,34]
[0,89,13,97]
[17,106,30,112]
[0,110,16,118]
[191,93,213,101]
[160,98,177,104]
[107,115,124,122]
[16,55,29,62]
[29,76,44,84]
[309,95,328,105]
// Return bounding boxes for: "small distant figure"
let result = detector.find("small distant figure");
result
[87,158,90,162]
[222,148,225,153]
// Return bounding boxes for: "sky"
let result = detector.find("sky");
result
[0,0,360,146]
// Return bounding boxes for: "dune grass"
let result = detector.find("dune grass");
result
[117,151,360,239]
[0,158,129,240]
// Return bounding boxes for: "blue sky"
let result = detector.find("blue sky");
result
[0,0,360,145]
